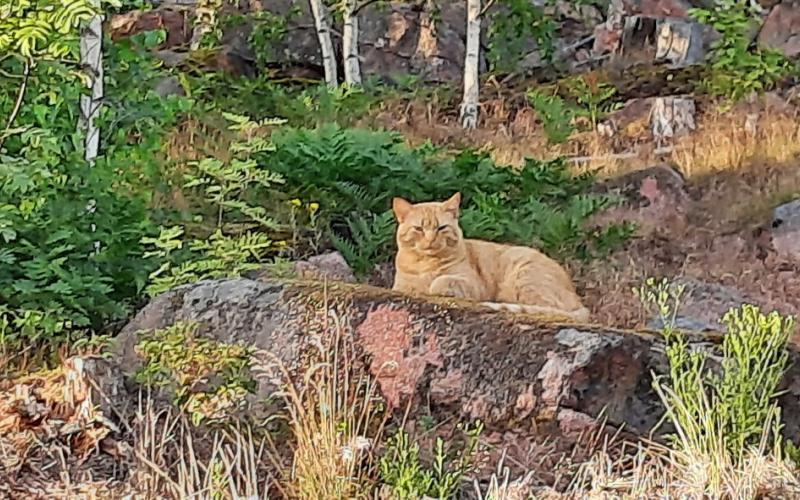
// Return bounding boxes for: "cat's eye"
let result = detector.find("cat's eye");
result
[436,225,449,232]
[412,226,423,232]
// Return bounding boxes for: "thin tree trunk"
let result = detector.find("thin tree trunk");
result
[80,6,103,163]
[342,0,362,85]
[309,0,338,86]
[460,0,481,129]
[80,1,104,254]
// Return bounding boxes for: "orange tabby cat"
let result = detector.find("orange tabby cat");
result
[391,193,590,322]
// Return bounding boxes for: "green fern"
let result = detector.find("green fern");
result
[331,211,396,277]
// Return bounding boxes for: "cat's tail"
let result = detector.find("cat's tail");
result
[480,302,590,323]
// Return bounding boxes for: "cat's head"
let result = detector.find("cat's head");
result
[392,193,464,257]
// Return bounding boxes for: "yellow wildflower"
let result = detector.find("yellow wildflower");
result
[290,198,302,207]
[308,202,320,212]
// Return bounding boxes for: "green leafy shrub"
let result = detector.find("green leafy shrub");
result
[1,18,189,333]
[380,422,484,500]
[134,321,256,426]
[527,90,577,144]
[264,125,631,275]
[142,113,287,296]
[690,0,793,102]
[487,0,556,73]
[636,278,794,467]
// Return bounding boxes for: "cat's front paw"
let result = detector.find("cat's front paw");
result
[429,275,473,299]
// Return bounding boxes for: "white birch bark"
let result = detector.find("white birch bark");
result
[459,0,481,129]
[309,0,338,86]
[80,7,103,163]
[342,0,361,85]
[80,1,104,254]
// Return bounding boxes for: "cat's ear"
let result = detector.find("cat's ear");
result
[392,197,413,223]
[442,192,461,216]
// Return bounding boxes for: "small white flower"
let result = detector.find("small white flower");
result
[340,445,354,461]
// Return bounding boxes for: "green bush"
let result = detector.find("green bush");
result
[636,278,794,467]
[0,31,189,335]
[690,0,793,102]
[264,124,631,275]
[380,422,483,500]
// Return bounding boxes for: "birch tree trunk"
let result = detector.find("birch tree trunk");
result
[309,0,339,86]
[342,0,362,85]
[80,5,103,163]
[80,0,104,254]
[459,0,481,129]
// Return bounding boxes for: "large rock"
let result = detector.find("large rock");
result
[647,278,757,333]
[588,164,689,236]
[758,1,800,58]
[618,16,707,67]
[115,278,800,448]
[772,198,800,261]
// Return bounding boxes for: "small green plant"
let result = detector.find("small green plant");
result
[564,75,621,129]
[635,278,794,473]
[287,197,324,257]
[380,421,484,500]
[330,211,396,278]
[690,0,793,102]
[134,321,256,426]
[527,90,577,143]
[143,113,288,296]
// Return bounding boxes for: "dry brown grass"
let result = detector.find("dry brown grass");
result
[264,310,388,500]
[671,110,800,178]
[2,337,799,499]
[379,90,800,187]
[132,397,271,499]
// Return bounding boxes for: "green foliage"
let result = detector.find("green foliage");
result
[690,0,793,102]
[265,125,630,272]
[143,113,287,296]
[0,32,189,333]
[636,278,794,463]
[248,8,297,69]
[0,306,69,347]
[142,227,277,296]
[0,0,117,59]
[134,321,256,426]
[487,0,556,73]
[187,76,379,128]
[330,211,396,277]
[379,421,484,500]
[564,75,621,129]
[528,76,621,143]
[527,90,576,143]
